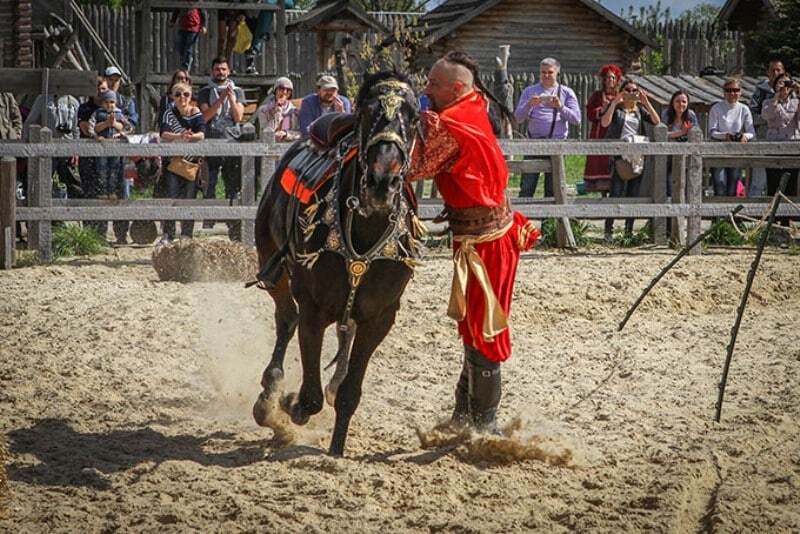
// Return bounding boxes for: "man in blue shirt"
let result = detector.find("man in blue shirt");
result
[298,75,352,138]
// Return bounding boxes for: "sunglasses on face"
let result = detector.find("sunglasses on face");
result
[724,88,741,93]
[624,88,638,93]
[173,91,192,98]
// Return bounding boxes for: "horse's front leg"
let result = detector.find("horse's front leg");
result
[253,273,298,427]
[281,307,327,425]
[329,309,396,457]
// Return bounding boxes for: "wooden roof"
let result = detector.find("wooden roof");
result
[717,0,776,28]
[418,0,658,49]
[629,74,760,108]
[286,0,389,34]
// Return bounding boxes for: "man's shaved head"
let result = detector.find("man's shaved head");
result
[425,58,475,111]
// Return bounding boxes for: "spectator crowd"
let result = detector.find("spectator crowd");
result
[1,48,798,247]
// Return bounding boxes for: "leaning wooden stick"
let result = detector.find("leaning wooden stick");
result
[618,205,744,332]
[715,174,789,422]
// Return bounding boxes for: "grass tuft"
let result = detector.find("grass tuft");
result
[52,225,108,258]
[538,218,591,248]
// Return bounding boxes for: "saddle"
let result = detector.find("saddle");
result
[280,116,358,204]
[309,113,357,151]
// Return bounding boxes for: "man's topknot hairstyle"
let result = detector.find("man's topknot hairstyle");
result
[442,51,515,135]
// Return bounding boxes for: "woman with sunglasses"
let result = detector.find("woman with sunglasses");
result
[600,79,660,241]
[708,79,755,197]
[158,82,205,244]
[157,70,192,126]
[584,63,623,194]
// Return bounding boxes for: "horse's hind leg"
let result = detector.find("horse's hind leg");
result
[329,310,396,457]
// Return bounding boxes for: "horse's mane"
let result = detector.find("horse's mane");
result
[355,70,413,109]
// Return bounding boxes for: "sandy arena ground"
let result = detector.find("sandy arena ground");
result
[0,243,798,532]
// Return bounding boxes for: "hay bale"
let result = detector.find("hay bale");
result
[152,239,258,283]
[0,434,8,520]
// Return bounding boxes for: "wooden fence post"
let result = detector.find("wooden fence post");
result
[240,133,257,247]
[687,127,703,256]
[0,157,16,269]
[275,0,288,75]
[671,153,687,246]
[260,128,275,198]
[551,154,576,249]
[28,126,53,262]
[652,123,668,245]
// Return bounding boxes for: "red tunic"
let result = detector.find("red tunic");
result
[408,91,539,363]
[584,90,614,192]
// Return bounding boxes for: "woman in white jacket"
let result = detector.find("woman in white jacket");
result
[708,79,756,196]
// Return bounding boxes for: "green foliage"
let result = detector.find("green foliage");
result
[703,220,746,246]
[538,218,591,248]
[745,0,800,75]
[52,225,108,258]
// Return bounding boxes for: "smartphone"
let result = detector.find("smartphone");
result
[623,92,639,104]
[539,95,553,104]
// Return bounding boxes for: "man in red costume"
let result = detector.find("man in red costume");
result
[408,52,540,430]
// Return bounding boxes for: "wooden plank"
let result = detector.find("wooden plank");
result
[29,127,53,262]
[652,124,668,245]
[686,128,703,255]
[671,154,686,246]
[704,157,800,168]
[506,159,552,174]
[0,140,288,158]
[0,68,96,96]
[150,1,279,11]
[551,154,576,248]
[0,157,15,269]
[18,206,259,221]
[275,0,288,75]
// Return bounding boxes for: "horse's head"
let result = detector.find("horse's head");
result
[354,71,419,216]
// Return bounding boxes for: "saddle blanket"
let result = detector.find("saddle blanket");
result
[280,145,357,204]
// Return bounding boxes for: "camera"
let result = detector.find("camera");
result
[731,132,743,142]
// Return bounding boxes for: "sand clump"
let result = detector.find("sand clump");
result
[151,239,258,283]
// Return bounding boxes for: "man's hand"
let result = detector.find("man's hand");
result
[333,97,344,113]
[740,135,749,144]
[226,83,236,101]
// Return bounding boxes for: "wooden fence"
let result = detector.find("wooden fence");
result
[1,125,799,269]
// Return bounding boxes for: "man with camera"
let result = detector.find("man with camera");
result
[749,59,786,196]
[513,57,581,197]
[708,78,755,196]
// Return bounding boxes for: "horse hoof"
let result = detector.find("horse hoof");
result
[280,392,310,426]
[324,383,337,407]
[252,391,272,427]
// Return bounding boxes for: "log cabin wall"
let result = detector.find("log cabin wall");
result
[426,0,644,75]
[0,1,14,67]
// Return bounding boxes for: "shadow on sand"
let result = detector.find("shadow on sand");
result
[7,418,272,490]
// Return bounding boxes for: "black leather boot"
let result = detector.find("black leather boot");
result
[466,346,501,432]
[451,355,469,425]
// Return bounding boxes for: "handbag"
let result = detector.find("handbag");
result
[615,134,649,181]
[167,156,200,181]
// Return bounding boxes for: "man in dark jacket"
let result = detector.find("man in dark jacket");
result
[748,59,785,196]
[298,75,352,138]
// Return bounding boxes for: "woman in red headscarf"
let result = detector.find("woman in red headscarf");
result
[584,64,623,194]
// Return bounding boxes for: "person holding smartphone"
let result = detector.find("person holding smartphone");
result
[513,57,582,198]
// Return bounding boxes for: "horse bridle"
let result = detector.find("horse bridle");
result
[355,79,419,200]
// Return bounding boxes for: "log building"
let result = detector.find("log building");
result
[415,0,657,74]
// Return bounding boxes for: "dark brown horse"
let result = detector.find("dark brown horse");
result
[251,71,421,456]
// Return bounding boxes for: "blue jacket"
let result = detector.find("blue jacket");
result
[298,93,352,138]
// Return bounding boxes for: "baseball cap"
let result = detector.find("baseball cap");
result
[100,90,117,102]
[274,77,294,91]
[104,66,122,78]
[316,75,338,90]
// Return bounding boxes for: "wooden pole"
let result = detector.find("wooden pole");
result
[551,154,576,249]
[275,0,288,76]
[240,125,257,246]
[0,157,16,269]
[671,154,686,246]
[259,128,275,198]
[686,127,703,255]
[652,124,668,245]
[28,126,53,262]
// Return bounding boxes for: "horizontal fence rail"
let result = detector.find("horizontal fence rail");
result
[1,126,799,267]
